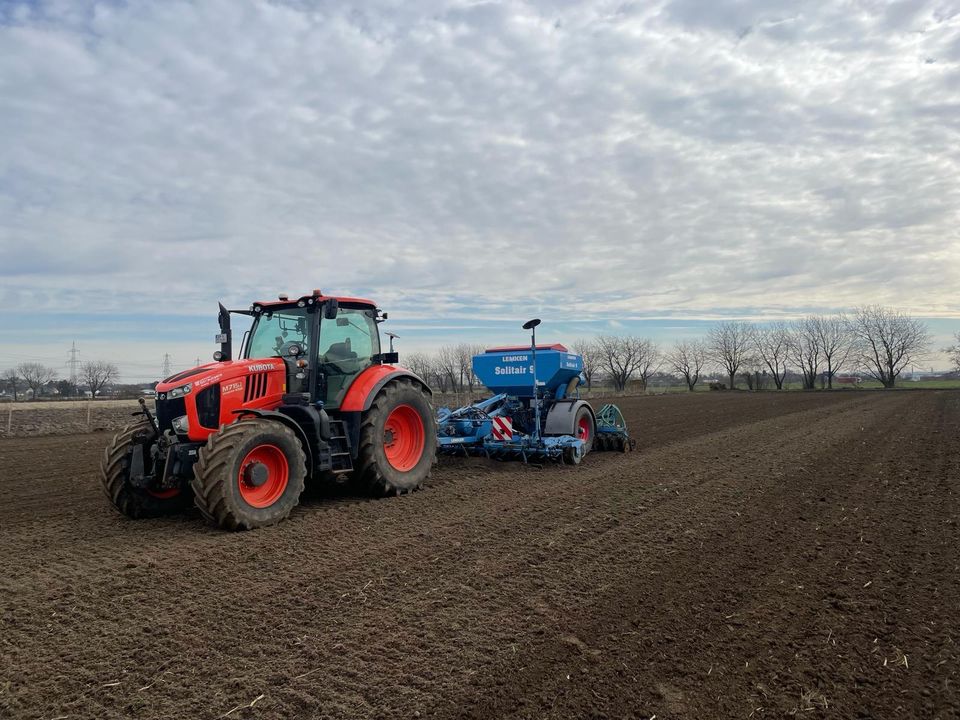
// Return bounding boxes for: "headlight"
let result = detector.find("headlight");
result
[169,383,193,398]
[171,415,190,434]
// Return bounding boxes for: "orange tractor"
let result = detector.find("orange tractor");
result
[100,290,435,530]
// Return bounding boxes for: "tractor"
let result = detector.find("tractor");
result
[100,289,436,530]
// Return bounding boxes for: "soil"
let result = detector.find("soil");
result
[1,391,957,719]
[0,400,141,439]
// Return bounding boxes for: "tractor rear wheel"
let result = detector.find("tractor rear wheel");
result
[354,379,436,496]
[191,418,306,530]
[100,420,192,519]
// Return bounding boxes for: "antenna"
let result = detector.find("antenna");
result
[385,332,399,353]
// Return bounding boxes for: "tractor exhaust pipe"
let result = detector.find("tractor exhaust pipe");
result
[216,302,232,361]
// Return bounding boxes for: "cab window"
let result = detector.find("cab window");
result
[319,307,380,407]
[247,308,309,359]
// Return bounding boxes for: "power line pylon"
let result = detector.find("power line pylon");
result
[67,341,80,383]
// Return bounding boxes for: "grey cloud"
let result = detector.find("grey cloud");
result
[0,0,957,327]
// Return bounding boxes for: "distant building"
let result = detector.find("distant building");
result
[834,375,861,385]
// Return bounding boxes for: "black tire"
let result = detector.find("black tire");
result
[354,379,437,496]
[574,405,595,455]
[562,445,582,465]
[100,420,192,519]
[191,419,306,530]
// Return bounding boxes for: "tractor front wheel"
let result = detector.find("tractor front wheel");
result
[355,379,436,496]
[100,420,192,519]
[191,419,306,530]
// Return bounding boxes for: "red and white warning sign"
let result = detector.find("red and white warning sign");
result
[491,416,513,441]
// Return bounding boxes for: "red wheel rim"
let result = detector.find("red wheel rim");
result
[237,444,289,508]
[577,416,592,442]
[383,404,425,472]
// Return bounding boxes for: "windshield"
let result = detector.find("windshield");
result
[246,307,310,359]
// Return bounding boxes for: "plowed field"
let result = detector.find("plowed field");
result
[1,391,958,719]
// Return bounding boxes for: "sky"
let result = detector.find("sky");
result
[1,0,959,382]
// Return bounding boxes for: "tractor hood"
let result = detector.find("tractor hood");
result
[156,358,285,394]
[154,358,287,441]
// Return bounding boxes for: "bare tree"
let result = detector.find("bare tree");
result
[811,314,853,389]
[404,352,433,384]
[596,336,658,392]
[0,368,20,402]
[17,362,58,399]
[571,338,601,391]
[454,343,484,395]
[754,322,790,390]
[848,305,930,388]
[740,359,770,391]
[436,345,462,396]
[947,332,960,374]
[636,340,661,391]
[708,321,755,390]
[80,360,119,399]
[406,352,455,397]
[788,317,821,389]
[2,368,19,401]
[427,356,450,393]
[667,339,707,391]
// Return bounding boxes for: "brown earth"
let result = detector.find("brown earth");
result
[0,400,140,439]
[0,391,957,719]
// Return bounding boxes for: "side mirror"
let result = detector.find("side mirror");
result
[324,299,339,319]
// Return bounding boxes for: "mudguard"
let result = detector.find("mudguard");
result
[339,365,432,412]
[543,399,595,436]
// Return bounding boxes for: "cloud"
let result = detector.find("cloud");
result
[0,0,958,368]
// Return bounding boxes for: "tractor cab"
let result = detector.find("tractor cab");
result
[239,293,384,409]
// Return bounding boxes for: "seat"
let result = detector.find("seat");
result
[326,338,358,362]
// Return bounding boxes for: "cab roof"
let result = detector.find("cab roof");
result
[253,289,376,310]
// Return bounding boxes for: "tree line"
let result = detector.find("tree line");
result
[1,361,119,401]
[402,305,941,395]
[4,305,951,401]
[403,344,486,396]
[600,305,933,391]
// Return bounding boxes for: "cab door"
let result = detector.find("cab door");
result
[317,307,380,408]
